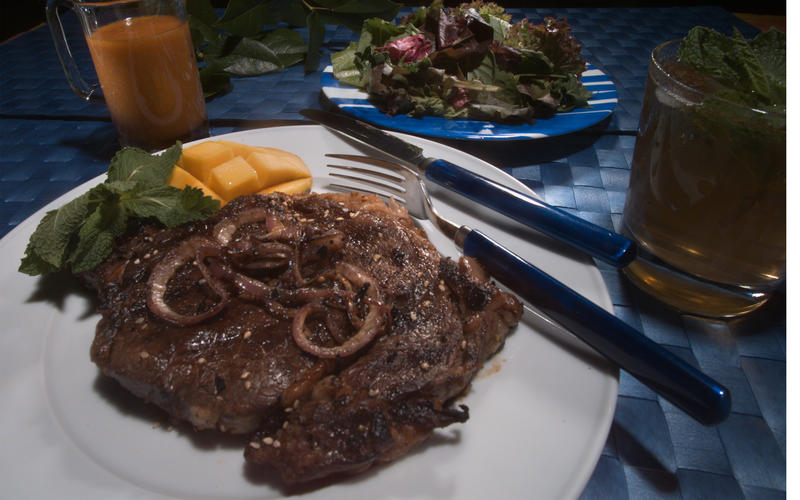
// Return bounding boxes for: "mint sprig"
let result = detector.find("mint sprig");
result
[19,143,220,276]
[677,26,785,113]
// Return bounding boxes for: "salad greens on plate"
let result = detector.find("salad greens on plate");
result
[331,1,593,123]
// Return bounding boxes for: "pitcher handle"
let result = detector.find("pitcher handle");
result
[46,0,103,102]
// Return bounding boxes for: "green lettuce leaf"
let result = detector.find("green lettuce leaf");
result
[330,3,592,124]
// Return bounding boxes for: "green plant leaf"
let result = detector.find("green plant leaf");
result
[257,28,307,68]
[305,10,326,73]
[332,0,400,15]
[186,0,219,27]
[214,37,284,76]
[216,0,272,37]
[189,14,222,53]
[199,66,233,99]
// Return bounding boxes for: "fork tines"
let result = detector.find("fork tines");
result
[326,159,408,205]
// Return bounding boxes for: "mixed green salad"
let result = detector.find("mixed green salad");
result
[331,0,593,123]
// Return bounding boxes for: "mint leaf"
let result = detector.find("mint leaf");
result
[122,185,219,227]
[678,26,786,111]
[107,143,182,188]
[68,201,127,273]
[20,144,219,276]
[177,186,222,220]
[749,28,786,107]
[27,193,92,269]
[19,240,59,275]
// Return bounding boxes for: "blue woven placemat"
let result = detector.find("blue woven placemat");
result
[0,6,785,499]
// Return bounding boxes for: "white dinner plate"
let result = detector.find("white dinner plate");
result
[0,125,617,499]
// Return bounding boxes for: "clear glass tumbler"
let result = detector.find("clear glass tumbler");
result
[621,39,786,318]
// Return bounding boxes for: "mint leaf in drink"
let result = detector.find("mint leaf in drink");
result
[19,144,220,276]
[748,28,786,108]
[677,26,786,111]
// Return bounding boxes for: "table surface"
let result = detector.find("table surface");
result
[0,6,786,499]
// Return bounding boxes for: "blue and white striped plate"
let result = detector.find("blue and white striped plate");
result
[320,63,617,141]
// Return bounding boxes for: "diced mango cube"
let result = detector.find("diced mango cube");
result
[257,177,313,196]
[168,166,223,203]
[208,157,261,202]
[180,141,234,184]
[246,149,311,189]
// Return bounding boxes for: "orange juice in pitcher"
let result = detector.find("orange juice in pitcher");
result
[47,0,208,151]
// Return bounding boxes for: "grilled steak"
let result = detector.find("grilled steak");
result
[83,192,522,483]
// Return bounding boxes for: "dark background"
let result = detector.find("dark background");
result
[1,0,786,43]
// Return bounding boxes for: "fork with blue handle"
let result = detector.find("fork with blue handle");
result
[327,154,731,426]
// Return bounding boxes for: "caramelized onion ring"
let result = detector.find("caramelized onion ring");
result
[206,259,273,297]
[231,241,292,271]
[292,263,387,359]
[213,208,268,245]
[147,237,230,325]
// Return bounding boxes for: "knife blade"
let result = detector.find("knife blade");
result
[300,108,636,268]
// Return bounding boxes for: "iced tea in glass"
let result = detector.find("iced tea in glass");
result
[621,39,785,317]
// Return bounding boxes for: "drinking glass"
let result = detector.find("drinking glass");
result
[621,39,786,318]
[47,0,209,151]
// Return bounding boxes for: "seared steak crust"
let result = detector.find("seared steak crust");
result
[83,192,522,483]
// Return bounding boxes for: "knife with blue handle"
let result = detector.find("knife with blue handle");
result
[454,226,731,426]
[300,108,637,268]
